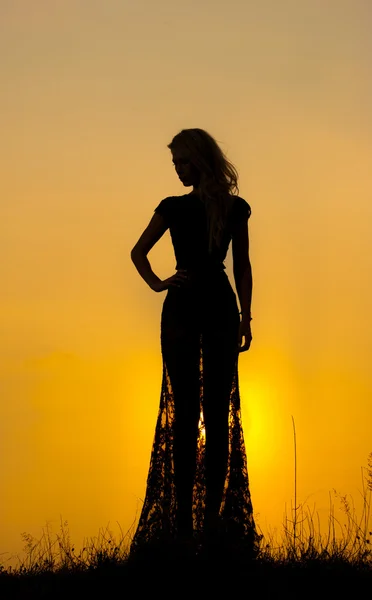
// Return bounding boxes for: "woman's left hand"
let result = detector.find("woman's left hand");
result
[238,317,252,352]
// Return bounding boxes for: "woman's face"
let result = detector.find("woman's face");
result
[171,149,200,188]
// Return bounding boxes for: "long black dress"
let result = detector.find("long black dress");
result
[130,193,260,555]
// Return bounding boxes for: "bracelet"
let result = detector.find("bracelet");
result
[239,312,252,320]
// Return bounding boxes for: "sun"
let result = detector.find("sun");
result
[198,409,206,441]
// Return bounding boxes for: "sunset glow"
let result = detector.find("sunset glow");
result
[1,0,371,566]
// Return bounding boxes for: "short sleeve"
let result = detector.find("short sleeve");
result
[234,197,251,223]
[154,196,174,227]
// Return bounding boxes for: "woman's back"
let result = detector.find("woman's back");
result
[154,194,251,272]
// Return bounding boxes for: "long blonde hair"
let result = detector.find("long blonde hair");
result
[167,128,239,253]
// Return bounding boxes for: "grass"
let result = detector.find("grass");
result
[1,454,372,598]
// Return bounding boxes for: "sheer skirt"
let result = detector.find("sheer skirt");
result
[130,270,260,554]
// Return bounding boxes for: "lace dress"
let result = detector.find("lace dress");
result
[130,194,260,555]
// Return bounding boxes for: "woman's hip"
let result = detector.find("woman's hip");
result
[161,274,239,335]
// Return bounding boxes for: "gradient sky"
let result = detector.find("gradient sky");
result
[1,0,372,564]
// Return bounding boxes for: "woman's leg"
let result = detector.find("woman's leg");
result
[202,292,239,530]
[161,324,201,538]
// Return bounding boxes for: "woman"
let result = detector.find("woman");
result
[130,128,259,555]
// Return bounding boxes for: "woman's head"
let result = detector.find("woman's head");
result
[167,128,239,252]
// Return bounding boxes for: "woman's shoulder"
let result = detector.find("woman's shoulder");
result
[154,195,185,225]
[155,194,185,206]
[154,195,177,211]
[154,194,197,214]
[230,195,252,221]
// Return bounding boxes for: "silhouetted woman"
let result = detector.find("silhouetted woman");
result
[130,128,260,555]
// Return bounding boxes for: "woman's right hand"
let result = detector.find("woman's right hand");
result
[151,270,189,292]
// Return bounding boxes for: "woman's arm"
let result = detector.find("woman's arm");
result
[130,213,168,290]
[130,213,188,292]
[232,219,252,318]
[232,219,252,352]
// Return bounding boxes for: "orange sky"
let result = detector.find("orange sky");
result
[1,0,372,565]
